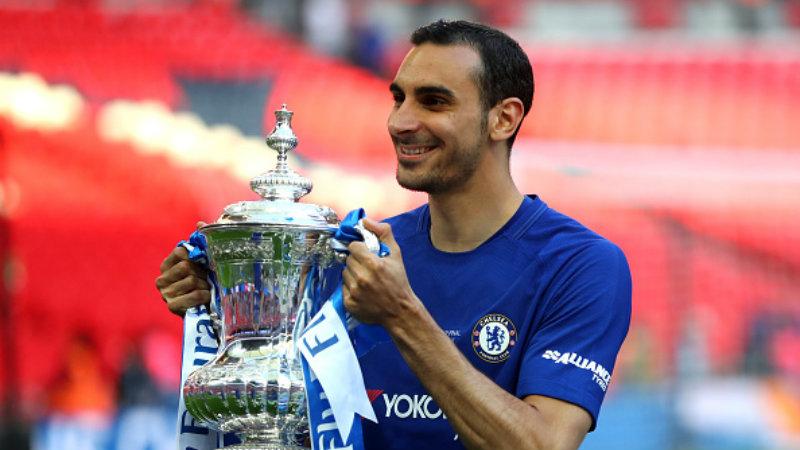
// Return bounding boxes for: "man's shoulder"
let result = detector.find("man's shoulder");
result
[522,198,625,264]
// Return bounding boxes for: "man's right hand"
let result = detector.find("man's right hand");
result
[156,246,212,316]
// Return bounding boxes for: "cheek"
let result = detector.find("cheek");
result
[428,116,460,140]
[453,111,482,133]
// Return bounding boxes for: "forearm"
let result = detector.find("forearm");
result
[385,300,556,450]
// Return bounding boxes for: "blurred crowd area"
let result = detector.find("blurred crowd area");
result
[3,0,800,77]
[240,0,800,74]
[0,1,799,449]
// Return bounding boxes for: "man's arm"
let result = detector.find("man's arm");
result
[343,219,591,450]
[390,298,590,450]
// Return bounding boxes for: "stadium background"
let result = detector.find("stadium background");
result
[0,0,798,449]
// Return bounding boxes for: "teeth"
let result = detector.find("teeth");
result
[401,146,434,155]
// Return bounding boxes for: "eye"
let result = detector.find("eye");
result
[420,95,448,108]
[391,92,404,105]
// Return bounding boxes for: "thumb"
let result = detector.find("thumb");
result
[196,221,207,230]
[362,218,398,249]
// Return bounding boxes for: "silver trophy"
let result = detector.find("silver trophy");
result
[182,105,343,449]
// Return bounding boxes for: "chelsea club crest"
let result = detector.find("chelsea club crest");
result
[472,313,517,363]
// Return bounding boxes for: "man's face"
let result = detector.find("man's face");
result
[388,43,488,194]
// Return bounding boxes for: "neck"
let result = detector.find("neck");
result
[427,151,524,252]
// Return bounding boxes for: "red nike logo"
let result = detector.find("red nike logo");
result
[366,389,383,403]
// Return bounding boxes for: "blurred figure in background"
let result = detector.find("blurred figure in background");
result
[110,330,180,450]
[33,334,114,450]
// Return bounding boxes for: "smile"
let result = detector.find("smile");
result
[399,145,437,156]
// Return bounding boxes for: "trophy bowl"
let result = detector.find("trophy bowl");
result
[182,105,341,449]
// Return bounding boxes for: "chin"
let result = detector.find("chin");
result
[396,175,428,193]
[397,176,454,195]
[396,169,433,193]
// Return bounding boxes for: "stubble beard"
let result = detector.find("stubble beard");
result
[395,114,488,195]
[395,138,483,195]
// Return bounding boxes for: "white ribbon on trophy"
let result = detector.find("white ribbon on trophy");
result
[176,236,224,450]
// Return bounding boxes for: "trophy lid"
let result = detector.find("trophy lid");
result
[202,104,338,232]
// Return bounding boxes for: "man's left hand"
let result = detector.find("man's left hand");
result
[342,218,419,327]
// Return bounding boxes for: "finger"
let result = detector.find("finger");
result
[342,268,355,291]
[343,263,369,295]
[362,218,391,240]
[342,259,366,285]
[160,274,211,299]
[166,290,211,316]
[157,259,206,287]
[346,241,372,261]
[196,221,207,229]
[160,246,189,273]
[362,218,399,251]
[341,283,355,313]
[157,260,191,287]
[342,268,366,311]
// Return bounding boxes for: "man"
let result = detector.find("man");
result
[157,20,631,450]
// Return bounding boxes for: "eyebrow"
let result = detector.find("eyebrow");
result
[389,82,403,95]
[389,82,455,99]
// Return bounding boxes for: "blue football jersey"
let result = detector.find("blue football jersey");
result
[359,195,631,449]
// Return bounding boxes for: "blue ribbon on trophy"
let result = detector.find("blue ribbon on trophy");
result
[176,209,385,450]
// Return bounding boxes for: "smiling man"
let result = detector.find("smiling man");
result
[158,20,631,450]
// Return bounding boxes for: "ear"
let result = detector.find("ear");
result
[488,97,525,144]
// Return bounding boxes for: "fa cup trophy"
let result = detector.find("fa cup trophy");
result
[182,105,345,449]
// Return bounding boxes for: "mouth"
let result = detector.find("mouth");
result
[397,144,437,160]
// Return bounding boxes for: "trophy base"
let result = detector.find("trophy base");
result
[222,445,305,450]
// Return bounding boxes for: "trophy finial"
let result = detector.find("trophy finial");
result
[251,104,312,201]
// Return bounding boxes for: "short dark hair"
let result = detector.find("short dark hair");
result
[410,19,534,149]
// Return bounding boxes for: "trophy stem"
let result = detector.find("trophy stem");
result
[224,429,305,450]
[224,445,304,450]
[276,148,288,164]
[224,444,304,450]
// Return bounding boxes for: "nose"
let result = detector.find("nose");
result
[387,101,421,136]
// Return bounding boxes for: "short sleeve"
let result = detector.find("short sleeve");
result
[516,240,631,430]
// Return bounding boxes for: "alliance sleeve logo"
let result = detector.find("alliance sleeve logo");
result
[541,349,611,391]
